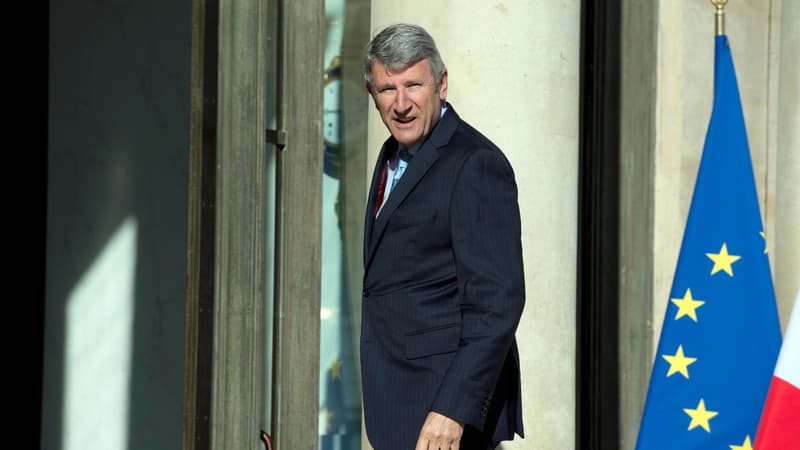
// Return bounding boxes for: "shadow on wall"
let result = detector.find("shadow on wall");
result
[43,1,191,449]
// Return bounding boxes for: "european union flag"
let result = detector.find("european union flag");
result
[635,35,782,450]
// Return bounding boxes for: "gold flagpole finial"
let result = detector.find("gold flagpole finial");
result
[711,0,728,36]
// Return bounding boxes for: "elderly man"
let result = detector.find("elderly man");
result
[360,23,525,450]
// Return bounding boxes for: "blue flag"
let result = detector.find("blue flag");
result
[635,35,782,450]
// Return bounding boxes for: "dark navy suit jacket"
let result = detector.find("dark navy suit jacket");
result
[361,104,525,450]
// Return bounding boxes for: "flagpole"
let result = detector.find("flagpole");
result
[711,0,728,36]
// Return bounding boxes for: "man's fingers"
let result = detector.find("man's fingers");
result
[415,411,464,450]
[415,438,457,450]
[417,432,459,449]
[417,431,460,450]
[417,411,464,449]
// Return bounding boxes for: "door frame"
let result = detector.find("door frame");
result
[183,0,325,448]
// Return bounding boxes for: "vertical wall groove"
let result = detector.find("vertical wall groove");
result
[577,0,621,448]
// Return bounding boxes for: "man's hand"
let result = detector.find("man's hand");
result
[415,411,464,450]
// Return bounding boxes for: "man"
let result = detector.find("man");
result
[360,23,525,450]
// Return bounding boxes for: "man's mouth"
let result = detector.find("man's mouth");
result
[394,117,415,125]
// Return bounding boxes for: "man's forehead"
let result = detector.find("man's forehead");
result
[371,59,432,80]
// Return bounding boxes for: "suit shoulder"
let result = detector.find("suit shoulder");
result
[445,118,515,173]
[452,118,501,153]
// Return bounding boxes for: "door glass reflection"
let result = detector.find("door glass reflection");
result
[319,0,369,449]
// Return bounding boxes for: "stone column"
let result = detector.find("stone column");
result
[773,0,800,329]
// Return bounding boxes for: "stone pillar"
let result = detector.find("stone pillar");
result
[773,0,800,329]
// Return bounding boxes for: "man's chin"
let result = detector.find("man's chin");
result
[392,132,421,148]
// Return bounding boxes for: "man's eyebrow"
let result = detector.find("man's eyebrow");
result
[374,81,396,90]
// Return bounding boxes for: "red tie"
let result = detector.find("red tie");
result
[374,163,388,218]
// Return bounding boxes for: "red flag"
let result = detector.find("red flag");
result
[755,287,800,449]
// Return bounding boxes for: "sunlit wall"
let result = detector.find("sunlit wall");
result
[63,218,137,449]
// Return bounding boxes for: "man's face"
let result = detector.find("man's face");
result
[368,58,448,149]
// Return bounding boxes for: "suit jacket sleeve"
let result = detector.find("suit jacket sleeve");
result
[429,146,525,430]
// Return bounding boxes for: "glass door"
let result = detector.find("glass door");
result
[318,0,370,448]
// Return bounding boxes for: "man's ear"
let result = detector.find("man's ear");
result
[438,69,448,101]
[365,82,379,109]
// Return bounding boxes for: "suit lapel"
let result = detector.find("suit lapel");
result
[363,141,394,266]
[365,142,439,269]
[364,106,459,273]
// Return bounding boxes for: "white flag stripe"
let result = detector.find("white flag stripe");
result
[774,287,800,388]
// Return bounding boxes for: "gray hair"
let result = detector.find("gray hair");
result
[364,23,446,89]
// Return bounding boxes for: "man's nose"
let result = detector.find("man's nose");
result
[394,88,411,113]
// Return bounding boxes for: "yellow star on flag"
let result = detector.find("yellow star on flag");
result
[706,243,741,276]
[671,288,705,322]
[684,398,718,432]
[760,231,767,254]
[729,435,753,450]
[662,345,697,379]
[330,359,343,380]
